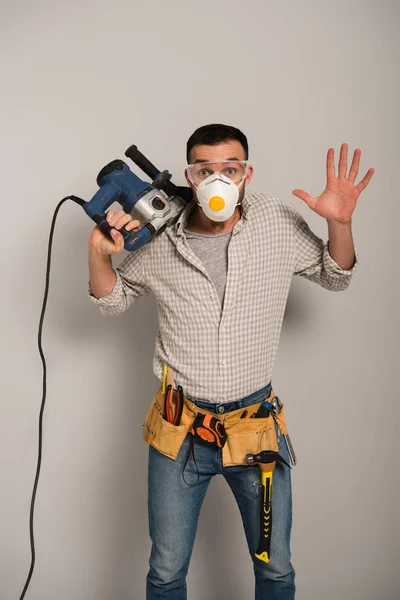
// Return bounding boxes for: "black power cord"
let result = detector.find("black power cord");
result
[18,195,86,600]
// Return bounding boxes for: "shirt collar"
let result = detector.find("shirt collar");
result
[174,192,252,238]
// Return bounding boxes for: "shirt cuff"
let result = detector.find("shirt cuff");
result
[88,270,123,306]
[323,243,359,276]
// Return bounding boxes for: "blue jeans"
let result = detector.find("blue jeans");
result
[146,382,296,599]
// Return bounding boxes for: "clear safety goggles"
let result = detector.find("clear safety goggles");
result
[187,160,248,185]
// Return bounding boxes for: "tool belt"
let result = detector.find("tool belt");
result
[142,383,290,468]
[142,367,294,563]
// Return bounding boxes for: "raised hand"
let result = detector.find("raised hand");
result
[292,143,375,224]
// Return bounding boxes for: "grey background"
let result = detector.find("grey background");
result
[1,1,398,599]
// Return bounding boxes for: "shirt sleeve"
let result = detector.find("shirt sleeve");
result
[292,208,358,291]
[88,244,151,315]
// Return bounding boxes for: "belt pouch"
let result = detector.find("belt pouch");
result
[141,386,194,460]
[222,391,290,467]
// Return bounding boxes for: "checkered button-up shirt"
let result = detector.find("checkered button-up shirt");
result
[88,192,358,403]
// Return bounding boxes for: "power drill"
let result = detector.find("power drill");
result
[80,144,193,251]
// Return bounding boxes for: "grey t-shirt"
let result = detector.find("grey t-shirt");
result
[183,228,232,307]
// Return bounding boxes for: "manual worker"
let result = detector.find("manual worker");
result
[87,124,374,599]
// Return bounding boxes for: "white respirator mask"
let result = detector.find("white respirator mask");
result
[192,172,246,222]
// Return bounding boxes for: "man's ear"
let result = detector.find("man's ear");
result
[245,165,254,186]
[184,168,195,190]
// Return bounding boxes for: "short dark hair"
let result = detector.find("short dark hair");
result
[186,123,249,163]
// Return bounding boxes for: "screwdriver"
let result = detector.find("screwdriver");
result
[255,401,272,418]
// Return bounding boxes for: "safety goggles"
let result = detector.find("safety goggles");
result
[187,160,248,185]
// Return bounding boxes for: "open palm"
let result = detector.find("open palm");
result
[292,144,375,224]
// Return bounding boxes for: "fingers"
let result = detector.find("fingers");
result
[326,148,335,181]
[125,220,140,231]
[355,168,375,193]
[338,143,348,179]
[328,144,367,185]
[106,209,140,231]
[106,209,128,228]
[347,148,361,184]
[106,209,115,223]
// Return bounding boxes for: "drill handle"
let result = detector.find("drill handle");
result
[125,145,160,179]
[82,182,154,251]
[125,144,184,197]
[92,212,154,251]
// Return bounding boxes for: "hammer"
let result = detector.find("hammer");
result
[245,450,291,563]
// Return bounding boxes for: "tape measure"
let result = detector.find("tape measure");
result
[191,413,227,448]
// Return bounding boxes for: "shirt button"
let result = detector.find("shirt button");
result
[220,360,225,366]
[217,406,224,414]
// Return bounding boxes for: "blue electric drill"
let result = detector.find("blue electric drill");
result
[80,144,192,251]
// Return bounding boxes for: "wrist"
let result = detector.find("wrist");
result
[327,217,352,227]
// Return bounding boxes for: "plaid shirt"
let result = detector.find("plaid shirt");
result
[88,192,358,403]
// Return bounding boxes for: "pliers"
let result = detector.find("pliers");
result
[174,385,184,425]
[163,384,184,425]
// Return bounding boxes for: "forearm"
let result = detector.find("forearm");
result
[326,219,356,270]
[88,247,117,299]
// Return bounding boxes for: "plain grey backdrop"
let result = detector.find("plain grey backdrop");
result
[1,1,398,599]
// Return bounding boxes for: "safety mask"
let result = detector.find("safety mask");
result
[193,172,245,222]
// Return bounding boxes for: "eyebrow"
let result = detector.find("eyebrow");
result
[192,157,242,164]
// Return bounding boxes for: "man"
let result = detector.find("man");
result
[87,124,374,599]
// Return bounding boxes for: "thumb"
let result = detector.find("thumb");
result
[292,189,316,210]
[110,229,123,246]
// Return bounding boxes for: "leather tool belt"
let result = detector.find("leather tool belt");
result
[142,384,290,468]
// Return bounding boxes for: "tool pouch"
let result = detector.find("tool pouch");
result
[223,412,278,467]
[142,385,290,467]
[222,397,285,467]
[141,386,195,460]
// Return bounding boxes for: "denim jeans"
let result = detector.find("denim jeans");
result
[146,382,296,599]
